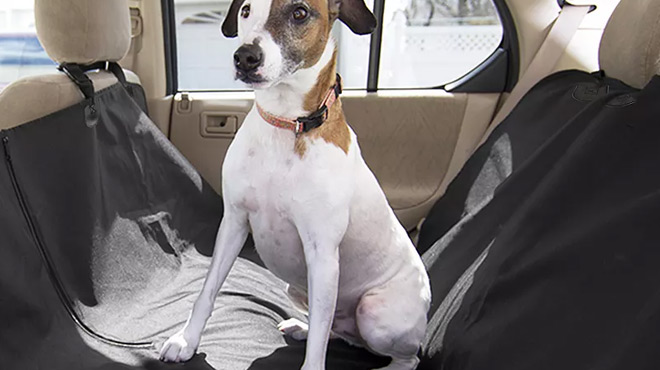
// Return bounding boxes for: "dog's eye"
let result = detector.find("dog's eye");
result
[241,4,250,18]
[291,7,308,22]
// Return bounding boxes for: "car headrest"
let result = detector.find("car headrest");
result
[35,0,131,65]
[599,0,660,89]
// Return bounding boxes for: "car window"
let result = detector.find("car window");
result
[0,0,56,91]
[378,0,502,88]
[173,0,503,91]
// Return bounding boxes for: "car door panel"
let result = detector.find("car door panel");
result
[168,91,499,230]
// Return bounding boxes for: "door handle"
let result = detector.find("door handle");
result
[200,112,245,138]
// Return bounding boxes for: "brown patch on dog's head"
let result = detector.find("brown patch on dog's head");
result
[264,0,332,70]
[262,0,376,69]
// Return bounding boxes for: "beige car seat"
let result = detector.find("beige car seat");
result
[0,0,142,130]
[599,0,660,89]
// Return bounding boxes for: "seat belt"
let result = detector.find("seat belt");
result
[479,3,592,145]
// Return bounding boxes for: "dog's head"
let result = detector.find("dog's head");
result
[222,0,375,88]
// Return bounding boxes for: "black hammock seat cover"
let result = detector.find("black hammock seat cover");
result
[2,66,660,370]
[418,70,660,370]
[0,82,387,369]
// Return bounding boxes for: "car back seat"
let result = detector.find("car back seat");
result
[2,0,659,369]
[418,0,660,369]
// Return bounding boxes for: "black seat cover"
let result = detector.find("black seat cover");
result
[0,83,387,369]
[419,70,660,369]
[4,66,660,370]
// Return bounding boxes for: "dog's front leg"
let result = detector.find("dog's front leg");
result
[160,208,248,362]
[297,214,347,370]
[302,242,339,370]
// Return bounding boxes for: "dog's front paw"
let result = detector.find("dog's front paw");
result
[277,318,309,341]
[159,330,199,363]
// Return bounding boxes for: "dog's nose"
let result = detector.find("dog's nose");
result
[234,44,263,72]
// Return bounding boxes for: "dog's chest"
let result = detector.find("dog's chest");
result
[226,139,311,286]
[231,142,300,215]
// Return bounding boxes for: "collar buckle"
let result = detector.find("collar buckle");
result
[296,104,328,133]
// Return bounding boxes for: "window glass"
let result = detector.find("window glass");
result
[378,0,503,88]
[332,0,374,89]
[174,0,242,90]
[173,0,502,91]
[0,0,55,91]
[174,0,372,90]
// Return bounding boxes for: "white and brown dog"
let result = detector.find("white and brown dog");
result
[160,0,430,368]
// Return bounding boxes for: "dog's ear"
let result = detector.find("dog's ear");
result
[222,0,246,38]
[330,0,377,35]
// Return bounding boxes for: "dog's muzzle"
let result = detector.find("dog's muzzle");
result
[234,44,264,82]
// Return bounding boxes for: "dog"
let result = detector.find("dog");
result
[159,0,431,368]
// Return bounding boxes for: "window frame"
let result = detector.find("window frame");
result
[162,0,179,95]
[161,0,518,95]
